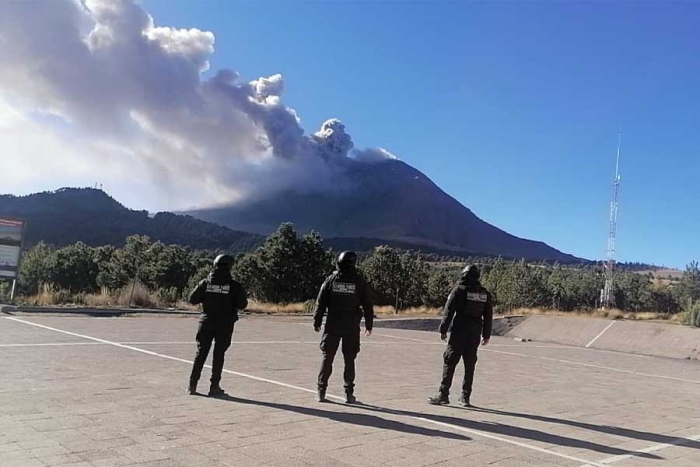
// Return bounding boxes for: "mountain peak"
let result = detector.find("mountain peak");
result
[0,187,127,215]
[188,160,579,262]
[0,188,262,252]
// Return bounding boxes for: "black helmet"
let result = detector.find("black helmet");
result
[461,264,480,280]
[337,251,357,271]
[213,254,234,270]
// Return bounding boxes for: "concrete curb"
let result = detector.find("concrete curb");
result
[0,305,16,315]
[0,305,199,317]
[505,314,700,361]
[372,315,527,336]
[373,318,441,332]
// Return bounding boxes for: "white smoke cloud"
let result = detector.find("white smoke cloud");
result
[312,119,354,162]
[0,0,398,211]
[351,147,399,163]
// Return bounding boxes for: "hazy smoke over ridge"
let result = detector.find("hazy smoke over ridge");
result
[0,0,397,210]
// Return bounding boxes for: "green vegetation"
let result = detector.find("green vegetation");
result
[2,223,699,326]
[0,188,263,252]
[689,303,700,328]
[233,224,334,304]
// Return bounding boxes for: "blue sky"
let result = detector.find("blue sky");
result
[1,1,696,268]
[141,0,699,268]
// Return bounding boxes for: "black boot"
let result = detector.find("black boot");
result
[187,381,197,395]
[458,394,472,407]
[208,384,226,397]
[316,389,327,403]
[345,393,357,404]
[427,392,450,405]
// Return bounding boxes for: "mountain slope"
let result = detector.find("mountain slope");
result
[189,160,578,262]
[0,188,263,252]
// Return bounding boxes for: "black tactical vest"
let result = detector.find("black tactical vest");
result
[202,273,239,321]
[462,287,488,318]
[325,271,363,334]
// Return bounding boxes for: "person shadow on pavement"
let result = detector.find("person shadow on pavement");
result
[205,394,470,441]
[346,402,663,460]
[468,406,700,451]
[204,393,663,460]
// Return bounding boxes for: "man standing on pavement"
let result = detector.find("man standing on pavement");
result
[188,254,248,397]
[428,265,493,407]
[314,251,374,404]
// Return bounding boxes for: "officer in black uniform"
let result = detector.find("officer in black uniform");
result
[428,265,493,407]
[187,254,248,397]
[313,251,374,404]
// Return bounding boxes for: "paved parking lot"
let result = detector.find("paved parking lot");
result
[1,314,699,466]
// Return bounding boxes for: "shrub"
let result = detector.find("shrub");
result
[117,282,158,308]
[0,281,10,302]
[690,302,700,328]
[84,289,113,307]
[156,287,180,307]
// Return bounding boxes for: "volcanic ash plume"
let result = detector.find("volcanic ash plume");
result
[0,0,397,210]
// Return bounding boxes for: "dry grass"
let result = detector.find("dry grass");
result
[83,285,189,309]
[628,311,662,320]
[115,282,157,308]
[507,307,625,319]
[374,305,442,316]
[24,283,177,309]
[246,301,311,314]
[244,302,443,316]
[676,311,692,326]
[175,300,198,311]
[239,303,673,321]
[84,288,113,307]
[668,312,688,325]
[26,284,60,306]
[507,307,679,322]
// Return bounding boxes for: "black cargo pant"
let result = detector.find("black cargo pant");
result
[439,332,481,398]
[317,331,360,394]
[189,317,235,387]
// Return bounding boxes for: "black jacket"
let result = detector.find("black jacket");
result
[439,277,493,339]
[189,270,248,322]
[313,269,374,335]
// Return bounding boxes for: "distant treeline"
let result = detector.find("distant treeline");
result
[2,223,699,321]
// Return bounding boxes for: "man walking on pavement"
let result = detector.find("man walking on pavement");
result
[188,254,248,397]
[314,251,374,404]
[428,264,493,407]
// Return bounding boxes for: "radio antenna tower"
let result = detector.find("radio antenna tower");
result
[601,129,622,309]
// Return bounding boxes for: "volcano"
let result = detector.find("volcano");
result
[188,159,577,262]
